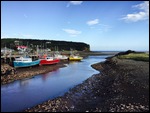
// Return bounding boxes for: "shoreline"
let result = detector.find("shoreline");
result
[24,56,149,112]
[1,60,68,85]
[1,51,149,112]
[1,51,117,85]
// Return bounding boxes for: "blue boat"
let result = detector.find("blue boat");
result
[13,57,40,68]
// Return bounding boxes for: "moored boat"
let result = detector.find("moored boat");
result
[13,57,40,68]
[68,55,83,61]
[54,51,68,60]
[54,54,68,60]
[39,55,60,65]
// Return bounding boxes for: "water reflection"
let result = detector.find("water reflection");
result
[20,79,30,87]
[42,69,59,81]
[1,55,108,112]
[69,61,82,64]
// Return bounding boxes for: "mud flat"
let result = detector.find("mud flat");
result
[1,51,117,85]
[24,55,149,112]
[1,60,68,85]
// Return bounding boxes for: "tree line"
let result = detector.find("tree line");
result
[1,38,90,51]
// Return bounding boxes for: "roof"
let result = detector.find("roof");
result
[16,46,27,48]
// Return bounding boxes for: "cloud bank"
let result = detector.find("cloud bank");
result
[121,1,149,22]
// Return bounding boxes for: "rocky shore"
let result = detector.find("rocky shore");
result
[1,60,69,85]
[24,56,149,112]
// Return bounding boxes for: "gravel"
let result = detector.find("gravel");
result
[24,57,149,112]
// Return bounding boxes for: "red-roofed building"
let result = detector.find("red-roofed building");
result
[16,46,27,51]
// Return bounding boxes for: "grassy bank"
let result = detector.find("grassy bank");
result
[117,53,149,61]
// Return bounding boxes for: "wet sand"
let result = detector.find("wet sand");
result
[24,56,149,112]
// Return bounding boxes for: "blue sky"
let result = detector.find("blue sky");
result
[1,1,149,51]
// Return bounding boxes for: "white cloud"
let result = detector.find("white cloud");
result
[62,29,82,37]
[122,12,148,22]
[67,1,83,7]
[70,1,83,5]
[87,19,99,26]
[133,1,149,12]
[121,1,149,22]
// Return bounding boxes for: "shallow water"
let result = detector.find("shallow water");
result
[1,55,109,112]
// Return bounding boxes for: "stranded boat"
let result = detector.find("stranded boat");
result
[13,57,40,68]
[54,51,68,60]
[68,55,83,61]
[39,54,60,65]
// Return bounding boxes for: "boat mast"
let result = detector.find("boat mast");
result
[36,45,39,56]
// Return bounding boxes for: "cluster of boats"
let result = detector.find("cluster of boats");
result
[13,53,83,68]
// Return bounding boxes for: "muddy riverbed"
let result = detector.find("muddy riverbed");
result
[1,51,149,112]
[1,60,68,85]
[24,56,149,112]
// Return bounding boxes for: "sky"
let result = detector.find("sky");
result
[1,1,149,51]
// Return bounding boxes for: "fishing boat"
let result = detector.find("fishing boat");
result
[68,55,83,61]
[68,51,83,61]
[39,54,60,65]
[54,51,68,60]
[55,54,68,60]
[13,57,40,68]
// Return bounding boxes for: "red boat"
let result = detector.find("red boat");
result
[39,55,60,65]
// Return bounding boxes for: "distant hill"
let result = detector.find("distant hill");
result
[1,38,90,51]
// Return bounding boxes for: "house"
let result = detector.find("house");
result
[16,46,27,51]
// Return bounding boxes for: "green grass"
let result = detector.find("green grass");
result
[117,53,149,61]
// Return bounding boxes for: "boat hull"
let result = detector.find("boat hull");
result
[69,57,83,61]
[13,59,40,68]
[40,59,60,65]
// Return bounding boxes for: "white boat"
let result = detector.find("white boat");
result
[13,56,40,68]
[54,54,68,60]
[54,51,68,60]
[15,57,32,62]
